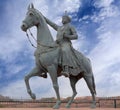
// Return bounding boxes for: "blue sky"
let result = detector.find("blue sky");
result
[0,0,120,99]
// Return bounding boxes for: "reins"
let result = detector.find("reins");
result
[26,29,56,48]
[26,29,37,48]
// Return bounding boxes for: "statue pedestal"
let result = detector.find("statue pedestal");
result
[0,108,119,110]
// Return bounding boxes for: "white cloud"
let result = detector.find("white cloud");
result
[0,0,33,62]
[94,0,114,8]
[0,79,30,99]
[92,0,120,23]
[89,31,120,73]
[87,0,120,96]
[34,0,81,16]
[5,64,26,77]
[0,36,24,61]
[99,5,119,20]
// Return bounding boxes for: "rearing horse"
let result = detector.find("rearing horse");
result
[21,4,96,109]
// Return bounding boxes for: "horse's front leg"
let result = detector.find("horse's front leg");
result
[24,67,40,99]
[47,65,61,109]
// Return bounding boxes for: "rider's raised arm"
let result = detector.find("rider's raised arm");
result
[43,16,59,31]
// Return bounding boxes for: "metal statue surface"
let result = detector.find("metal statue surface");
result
[21,4,96,109]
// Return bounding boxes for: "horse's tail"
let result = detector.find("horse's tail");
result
[92,75,97,95]
[88,59,96,95]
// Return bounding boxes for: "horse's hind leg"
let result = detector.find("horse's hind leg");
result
[66,76,78,108]
[84,75,96,108]
[24,67,40,99]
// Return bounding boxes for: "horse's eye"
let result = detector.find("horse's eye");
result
[29,13,33,16]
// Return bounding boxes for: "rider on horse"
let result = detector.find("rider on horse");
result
[44,12,83,77]
[21,5,96,108]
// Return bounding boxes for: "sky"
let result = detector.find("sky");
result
[0,0,120,99]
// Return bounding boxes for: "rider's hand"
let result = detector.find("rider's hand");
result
[63,33,69,38]
[56,39,62,44]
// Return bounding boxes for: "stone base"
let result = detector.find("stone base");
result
[0,108,119,110]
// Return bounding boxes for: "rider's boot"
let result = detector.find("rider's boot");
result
[61,66,70,77]
[39,73,47,78]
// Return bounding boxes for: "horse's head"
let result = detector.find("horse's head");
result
[21,4,54,46]
[21,4,41,32]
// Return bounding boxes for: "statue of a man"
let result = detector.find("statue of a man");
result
[44,13,82,77]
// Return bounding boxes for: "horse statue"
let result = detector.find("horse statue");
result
[21,4,96,109]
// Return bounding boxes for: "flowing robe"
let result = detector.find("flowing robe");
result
[44,17,84,75]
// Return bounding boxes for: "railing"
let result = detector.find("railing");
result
[0,97,120,108]
[0,100,99,108]
[98,97,120,108]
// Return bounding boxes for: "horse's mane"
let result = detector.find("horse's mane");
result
[28,8,54,45]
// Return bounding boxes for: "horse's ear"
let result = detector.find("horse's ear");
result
[31,3,34,9]
[28,4,30,10]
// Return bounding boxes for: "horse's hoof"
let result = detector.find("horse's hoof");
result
[53,105,59,109]
[65,104,71,108]
[31,93,36,100]
[53,101,61,109]
[90,104,96,109]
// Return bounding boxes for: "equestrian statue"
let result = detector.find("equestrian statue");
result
[21,3,96,109]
